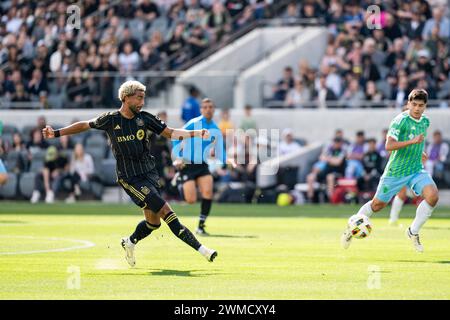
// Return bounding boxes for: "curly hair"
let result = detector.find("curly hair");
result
[118,80,146,102]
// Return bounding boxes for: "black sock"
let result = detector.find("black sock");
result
[164,212,202,250]
[129,220,160,244]
[199,198,212,227]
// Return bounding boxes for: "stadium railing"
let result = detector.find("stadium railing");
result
[262,99,450,109]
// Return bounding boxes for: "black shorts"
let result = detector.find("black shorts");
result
[317,165,345,182]
[117,170,166,213]
[179,163,211,183]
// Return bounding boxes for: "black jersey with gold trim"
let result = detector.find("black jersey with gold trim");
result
[89,110,167,178]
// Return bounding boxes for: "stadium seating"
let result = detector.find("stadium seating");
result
[100,158,119,186]
[0,173,17,198]
[19,172,36,199]
[29,150,46,173]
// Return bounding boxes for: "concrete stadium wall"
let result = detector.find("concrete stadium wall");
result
[234,27,328,109]
[2,109,449,143]
[174,26,303,109]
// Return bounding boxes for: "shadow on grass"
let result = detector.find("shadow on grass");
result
[88,269,223,277]
[395,260,450,264]
[148,269,221,277]
[423,226,450,230]
[202,234,258,239]
[0,220,27,224]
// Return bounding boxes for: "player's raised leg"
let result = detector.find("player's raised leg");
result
[406,173,439,252]
[389,186,407,226]
[159,202,217,262]
[196,174,213,235]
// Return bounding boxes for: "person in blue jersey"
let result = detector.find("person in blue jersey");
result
[181,87,201,123]
[172,98,237,235]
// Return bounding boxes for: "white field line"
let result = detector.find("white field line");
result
[0,235,95,255]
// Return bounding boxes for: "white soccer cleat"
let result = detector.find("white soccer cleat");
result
[30,190,40,204]
[196,226,209,236]
[406,227,424,253]
[45,190,55,204]
[199,245,218,262]
[74,185,81,197]
[341,227,353,249]
[121,237,136,267]
[65,194,76,203]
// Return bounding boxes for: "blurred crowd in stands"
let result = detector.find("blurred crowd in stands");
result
[0,0,274,109]
[269,0,450,108]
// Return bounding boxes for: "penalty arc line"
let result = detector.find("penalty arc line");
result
[0,235,96,255]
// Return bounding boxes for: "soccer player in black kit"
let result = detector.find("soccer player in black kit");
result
[42,80,217,266]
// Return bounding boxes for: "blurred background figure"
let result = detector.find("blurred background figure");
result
[65,143,95,203]
[425,130,449,180]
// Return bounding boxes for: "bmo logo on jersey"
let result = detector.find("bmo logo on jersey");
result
[117,135,136,142]
[117,130,145,142]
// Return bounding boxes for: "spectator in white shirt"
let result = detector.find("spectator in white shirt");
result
[284,79,311,108]
[422,7,450,40]
[49,42,70,73]
[280,128,302,156]
[118,42,140,74]
[65,143,94,203]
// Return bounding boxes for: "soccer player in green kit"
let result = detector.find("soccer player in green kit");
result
[341,89,439,252]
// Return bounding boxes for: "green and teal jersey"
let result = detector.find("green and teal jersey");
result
[384,111,430,178]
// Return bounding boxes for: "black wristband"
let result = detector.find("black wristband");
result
[54,130,61,138]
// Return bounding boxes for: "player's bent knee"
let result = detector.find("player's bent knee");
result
[371,199,387,212]
[156,203,173,219]
[426,193,439,207]
[201,191,213,200]
[184,197,196,204]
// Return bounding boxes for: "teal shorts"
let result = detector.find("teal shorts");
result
[374,170,436,203]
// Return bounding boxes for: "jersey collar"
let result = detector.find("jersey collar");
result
[406,110,423,123]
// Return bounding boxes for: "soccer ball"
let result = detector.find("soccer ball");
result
[348,214,372,239]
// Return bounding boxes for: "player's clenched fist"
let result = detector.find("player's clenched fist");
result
[198,129,210,139]
[42,125,55,139]
[410,134,424,144]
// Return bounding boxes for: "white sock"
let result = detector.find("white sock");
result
[198,245,208,256]
[389,195,404,222]
[410,201,434,234]
[357,200,374,217]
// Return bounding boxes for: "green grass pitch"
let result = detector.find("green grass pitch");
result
[1,202,449,299]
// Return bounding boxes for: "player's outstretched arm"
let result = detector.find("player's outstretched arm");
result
[42,121,91,139]
[161,127,210,140]
[385,134,424,152]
